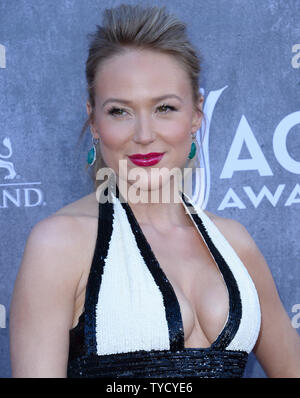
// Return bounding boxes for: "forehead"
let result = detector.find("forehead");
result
[94,49,192,103]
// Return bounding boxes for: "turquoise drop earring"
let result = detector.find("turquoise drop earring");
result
[188,132,197,159]
[87,137,99,166]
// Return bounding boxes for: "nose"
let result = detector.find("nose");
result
[132,113,156,145]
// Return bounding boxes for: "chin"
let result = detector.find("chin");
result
[131,174,178,203]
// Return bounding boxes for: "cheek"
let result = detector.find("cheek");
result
[165,122,191,150]
[97,119,129,151]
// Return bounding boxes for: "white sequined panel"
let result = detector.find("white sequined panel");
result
[95,196,170,355]
[192,201,261,354]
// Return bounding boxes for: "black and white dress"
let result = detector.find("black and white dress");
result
[67,183,261,378]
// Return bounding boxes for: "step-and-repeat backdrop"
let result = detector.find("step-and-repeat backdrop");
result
[0,0,299,377]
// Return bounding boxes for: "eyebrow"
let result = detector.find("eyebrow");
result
[102,94,183,108]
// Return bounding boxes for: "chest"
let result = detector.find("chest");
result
[139,224,230,348]
[70,193,261,358]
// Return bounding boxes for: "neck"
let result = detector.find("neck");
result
[114,176,194,231]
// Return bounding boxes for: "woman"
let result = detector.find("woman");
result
[9,4,300,378]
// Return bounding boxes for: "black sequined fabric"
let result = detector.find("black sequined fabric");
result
[67,183,249,378]
[67,348,248,378]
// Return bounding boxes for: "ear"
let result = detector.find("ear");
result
[86,101,100,139]
[191,95,204,133]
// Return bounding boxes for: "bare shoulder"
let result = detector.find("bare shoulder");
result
[23,191,100,291]
[29,191,98,252]
[202,209,258,260]
[200,213,300,377]
[10,191,99,377]
[201,209,271,292]
[201,209,277,313]
[202,209,246,236]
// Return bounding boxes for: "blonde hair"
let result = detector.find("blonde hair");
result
[77,3,206,193]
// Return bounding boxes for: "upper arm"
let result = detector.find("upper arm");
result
[218,217,300,378]
[9,216,84,378]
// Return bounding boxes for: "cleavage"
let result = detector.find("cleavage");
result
[139,223,230,349]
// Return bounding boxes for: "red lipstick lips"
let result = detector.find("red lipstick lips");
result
[128,152,165,166]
